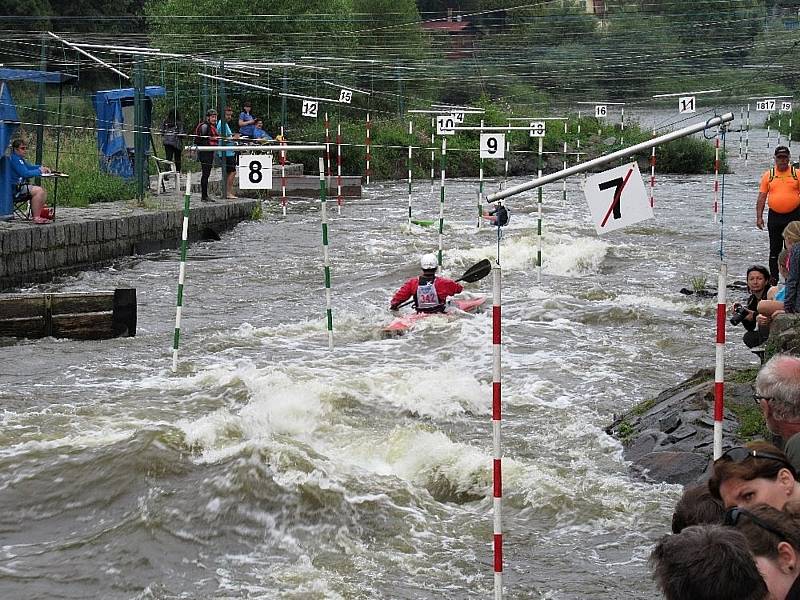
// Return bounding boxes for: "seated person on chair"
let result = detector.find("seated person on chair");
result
[253,119,273,141]
[10,139,52,223]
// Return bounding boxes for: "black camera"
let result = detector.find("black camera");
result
[729,305,750,326]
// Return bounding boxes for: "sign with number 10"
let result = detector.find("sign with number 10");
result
[238,155,273,189]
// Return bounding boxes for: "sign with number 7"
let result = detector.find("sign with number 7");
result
[583,162,652,234]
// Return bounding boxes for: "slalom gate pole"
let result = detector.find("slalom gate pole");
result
[537,136,543,283]
[739,106,744,158]
[714,262,726,460]
[649,129,656,208]
[562,121,568,205]
[767,123,771,150]
[430,117,435,188]
[620,106,625,145]
[778,115,783,146]
[325,112,331,177]
[478,118,485,229]
[365,112,371,185]
[407,120,413,228]
[438,137,446,267]
[492,262,503,599]
[319,156,334,351]
[172,173,191,373]
[337,123,343,214]
[503,121,510,185]
[576,111,582,170]
[790,112,794,152]
[745,104,750,164]
[280,127,287,216]
[713,132,720,222]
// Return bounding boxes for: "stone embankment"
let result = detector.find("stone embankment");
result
[0,197,258,290]
[606,315,800,485]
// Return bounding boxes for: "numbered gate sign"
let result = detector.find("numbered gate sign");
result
[595,105,607,118]
[529,121,545,137]
[480,133,506,159]
[452,112,465,124]
[782,101,793,112]
[238,154,273,190]
[756,99,776,112]
[301,100,319,117]
[583,162,652,235]
[436,115,456,135]
[678,96,696,114]
[338,89,352,104]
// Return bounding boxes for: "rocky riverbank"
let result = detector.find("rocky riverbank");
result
[606,315,800,485]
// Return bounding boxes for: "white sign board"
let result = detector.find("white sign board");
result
[782,101,793,112]
[301,100,318,117]
[480,133,506,159]
[756,99,776,112]
[338,89,352,104]
[595,105,607,118]
[583,162,652,235]
[528,121,546,137]
[436,115,456,135]
[238,154,273,190]
[678,96,696,114]
[452,112,465,124]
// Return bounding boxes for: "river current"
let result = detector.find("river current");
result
[0,108,782,598]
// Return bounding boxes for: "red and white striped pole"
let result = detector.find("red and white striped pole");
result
[365,112,371,185]
[649,130,656,208]
[324,112,331,178]
[492,262,503,599]
[714,262,726,460]
[280,126,287,216]
[712,134,720,222]
[337,123,343,215]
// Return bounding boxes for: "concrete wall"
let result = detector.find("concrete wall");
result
[0,199,258,291]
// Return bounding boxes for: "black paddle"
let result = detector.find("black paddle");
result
[394,258,492,310]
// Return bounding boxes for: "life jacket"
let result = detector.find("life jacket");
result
[415,277,444,313]
[769,166,798,181]
[194,121,218,147]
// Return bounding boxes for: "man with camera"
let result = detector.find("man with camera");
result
[731,265,772,348]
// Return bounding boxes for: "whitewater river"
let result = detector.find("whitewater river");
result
[0,108,782,598]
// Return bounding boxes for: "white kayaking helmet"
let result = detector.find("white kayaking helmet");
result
[420,253,438,270]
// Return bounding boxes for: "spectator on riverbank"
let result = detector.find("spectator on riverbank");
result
[671,482,724,533]
[217,106,239,200]
[782,221,800,314]
[759,249,789,319]
[757,146,800,285]
[709,442,800,509]
[727,503,800,600]
[755,354,800,471]
[238,101,256,138]
[10,139,52,224]
[730,265,771,348]
[253,119,272,141]
[650,525,770,600]
[195,109,218,202]
[160,108,184,173]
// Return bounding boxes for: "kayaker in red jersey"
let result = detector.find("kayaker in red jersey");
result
[390,253,463,314]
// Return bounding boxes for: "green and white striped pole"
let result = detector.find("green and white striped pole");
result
[478,118,484,229]
[537,136,543,283]
[172,173,192,372]
[319,157,334,351]
[438,137,446,267]
[562,120,568,205]
[407,120,413,228]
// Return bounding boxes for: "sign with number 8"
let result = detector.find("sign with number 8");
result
[238,155,273,189]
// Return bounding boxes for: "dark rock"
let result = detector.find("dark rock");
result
[634,451,711,485]
[667,424,696,443]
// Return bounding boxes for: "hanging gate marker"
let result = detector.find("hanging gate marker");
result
[649,129,656,208]
[280,126,287,216]
[319,156,334,351]
[536,136,543,283]
[713,132,720,222]
[478,119,485,229]
[562,121,568,205]
[430,117,435,188]
[337,123,343,214]
[172,173,192,373]
[746,104,751,164]
[739,106,744,158]
[365,112,371,185]
[492,262,503,599]
[407,120,413,228]
[325,112,331,177]
[438,138,446,266]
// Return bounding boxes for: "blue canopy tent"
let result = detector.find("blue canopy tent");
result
[93,86,166,179]
[0,68,75,218]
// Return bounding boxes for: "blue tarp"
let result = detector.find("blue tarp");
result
[93,86,165,179]
[0,69,72,218]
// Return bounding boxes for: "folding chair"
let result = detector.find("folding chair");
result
[150,156,180,194]
[12,183,31,220]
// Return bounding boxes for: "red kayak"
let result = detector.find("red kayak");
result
[381,296,486,337]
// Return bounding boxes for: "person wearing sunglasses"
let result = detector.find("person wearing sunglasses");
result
[726,503,800,600]
[650,524,770,600]
[755,354,800,471]
[9,138,52,224]
[709,442,800,509]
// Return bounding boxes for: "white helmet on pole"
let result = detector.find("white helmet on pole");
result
[420,253,438,270]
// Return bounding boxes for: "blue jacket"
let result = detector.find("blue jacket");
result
[9,152,42,184]
[785,243,800,313]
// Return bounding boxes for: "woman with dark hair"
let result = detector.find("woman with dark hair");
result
[733,264,773,348]
[727,502,800,599]
[709,441,800,509]
[160,108,185,172]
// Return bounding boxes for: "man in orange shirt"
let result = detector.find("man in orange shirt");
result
[757,145,800,284]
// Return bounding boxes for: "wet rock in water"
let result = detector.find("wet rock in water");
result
[606,368,766,485]
[768,314,800,357]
